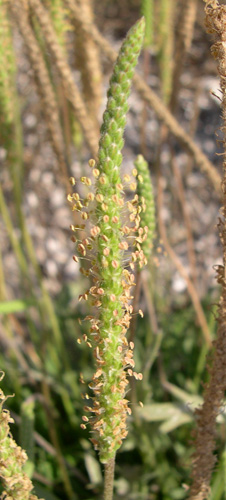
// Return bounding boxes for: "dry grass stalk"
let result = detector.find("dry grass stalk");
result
[158,0,175,103]
[63,0,221,193]
[8,0,69,181]
[45,0,71,50]
[133,73,220,193]
[0,0,15,133]
[157,165,211,347]
[188,2,226,498]
[171,154,198,285]
[28,0,99,157]
[73,0,102,123]
[170,0,198,112]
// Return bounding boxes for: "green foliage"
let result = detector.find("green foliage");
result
[0,2,225,500]
[20,399,35,478]
[141,0,154,48]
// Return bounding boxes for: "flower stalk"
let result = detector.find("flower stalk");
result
[188,2,226,498]
[68,17,145,472]
[0,374,43,500]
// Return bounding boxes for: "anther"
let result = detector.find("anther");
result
[69,177,76,185]
[89,159,96,168]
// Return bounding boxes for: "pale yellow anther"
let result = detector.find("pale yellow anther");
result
[82,415,89,422]
[123,174,130,182]
[87,192,95,201]
[112,260,118,269]
[127,202,134,212]
[120,241,128,250]
[93,369,103,379]
[69,177,76,186]
[96,193,104,202]
[91,226,100,237]
[89,159,96,168]
[81,176,92,186]
[81,212,88,220]
[99,175,107,185]
[122,225,130,235]
[77,244,86,256]
[77,200,83,209]
[101,234,109,242]
[93,168,100,177]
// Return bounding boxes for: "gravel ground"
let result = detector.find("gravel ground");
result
[0,11,224,308]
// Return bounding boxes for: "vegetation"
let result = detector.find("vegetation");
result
[0,1,225,500]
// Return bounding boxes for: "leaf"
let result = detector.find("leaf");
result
[0,299,35,314]
[84,452,102,486]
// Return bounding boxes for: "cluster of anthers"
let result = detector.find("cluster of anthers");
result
[67,160,148,462]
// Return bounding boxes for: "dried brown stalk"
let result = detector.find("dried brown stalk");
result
[170,0,198,112]
[171,154,198,285]
[73,0,102,123]
[64,0,220,193]
[157,166,212,347]
[8,0,69,181]
[188,2,226,498]
[28,0,99,157]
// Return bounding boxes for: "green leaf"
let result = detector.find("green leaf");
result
[0,299,35,314]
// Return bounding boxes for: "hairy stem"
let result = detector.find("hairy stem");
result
[104,457,115,500]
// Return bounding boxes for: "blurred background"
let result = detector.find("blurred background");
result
[0,0,225,499]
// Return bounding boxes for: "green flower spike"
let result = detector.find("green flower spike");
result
[0,374,42,500]
[134,154,155,261]
[68,17,145,464]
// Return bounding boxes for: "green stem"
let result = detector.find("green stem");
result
[104,456,115,500]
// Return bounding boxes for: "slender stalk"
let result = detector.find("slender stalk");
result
[188,2,226,497]
[28,0,99,156]
[64,0,220,192]
[156,127,212,347]
[104,457,115,500]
